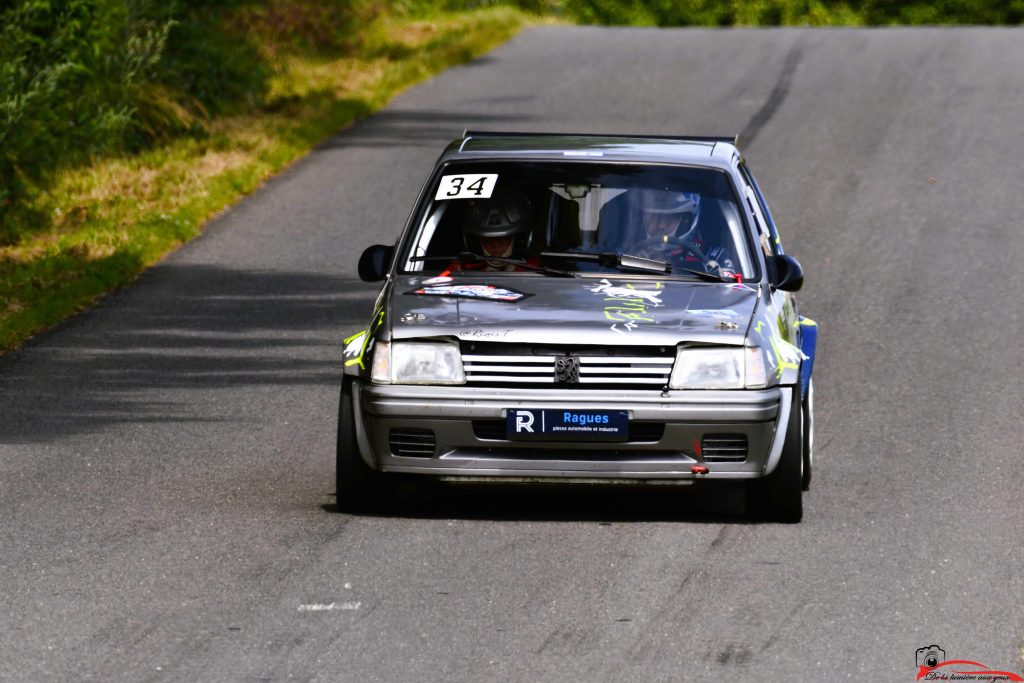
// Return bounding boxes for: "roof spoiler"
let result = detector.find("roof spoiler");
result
[462,130,740,146]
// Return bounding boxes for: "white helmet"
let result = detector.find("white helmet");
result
[639,189,700,235]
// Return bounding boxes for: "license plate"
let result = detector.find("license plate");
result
[505,409,629,442]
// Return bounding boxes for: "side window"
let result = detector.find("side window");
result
[737,165,772,259]
[739,162,783,256]
[744,185,773,259]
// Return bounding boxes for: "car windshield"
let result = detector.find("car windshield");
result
[400,161,756,279]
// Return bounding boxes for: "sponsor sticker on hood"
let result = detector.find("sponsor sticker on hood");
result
[407,283,529,303]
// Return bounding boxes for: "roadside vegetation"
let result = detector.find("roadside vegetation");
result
[0,0,530,351]
[532,0,1024,26]
[1,0,1020,353]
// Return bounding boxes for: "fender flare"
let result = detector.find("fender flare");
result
[798,316,817,402]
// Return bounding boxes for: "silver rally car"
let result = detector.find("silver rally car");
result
[341,132,817,522]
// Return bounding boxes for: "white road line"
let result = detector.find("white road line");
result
[297,602,361,612]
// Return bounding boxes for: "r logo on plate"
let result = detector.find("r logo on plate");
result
[512,410,535,433]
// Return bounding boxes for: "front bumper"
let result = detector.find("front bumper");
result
[354,383,791,482]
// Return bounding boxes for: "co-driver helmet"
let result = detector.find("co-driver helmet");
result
[638,189,701,238]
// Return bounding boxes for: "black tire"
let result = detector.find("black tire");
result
[747,386,803,523]
[801,378,814,492]
[336,377,391,513]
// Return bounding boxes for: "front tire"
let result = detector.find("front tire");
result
[747,386,803,523]
[336,377,391,513]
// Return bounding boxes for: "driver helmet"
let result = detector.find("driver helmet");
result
[462,189,533,264]
[638,189,700,238]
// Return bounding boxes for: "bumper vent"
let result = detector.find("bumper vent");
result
[389,428,435,458]
[701,434,748,462]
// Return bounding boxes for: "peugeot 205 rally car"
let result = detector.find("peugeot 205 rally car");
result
[340,132,817,522]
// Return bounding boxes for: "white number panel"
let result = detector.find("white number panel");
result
[434,174,498,200]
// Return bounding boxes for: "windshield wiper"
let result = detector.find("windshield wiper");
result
[667,264,727,283]
[410,252,577,278]
[540,251,726,282]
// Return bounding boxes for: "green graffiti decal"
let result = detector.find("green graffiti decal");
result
[342,310,385,369]
[768,335,801,380]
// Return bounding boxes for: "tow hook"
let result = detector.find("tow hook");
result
[691,465,709,476]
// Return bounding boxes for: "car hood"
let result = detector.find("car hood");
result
[388,275,758,346]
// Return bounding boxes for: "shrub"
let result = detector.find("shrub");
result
[0,0,278,238]
[156,3,268,120]
[0,0,173,235]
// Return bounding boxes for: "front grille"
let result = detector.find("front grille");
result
[471,420,665,443]
[460,345,674,388]
[389,428,435,458]
[701,434,748,462]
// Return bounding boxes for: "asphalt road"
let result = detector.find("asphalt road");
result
[2,27,1023,682]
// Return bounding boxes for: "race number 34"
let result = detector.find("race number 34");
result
[435,174,498,200]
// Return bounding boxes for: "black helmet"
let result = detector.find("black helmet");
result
[463,189,532,240]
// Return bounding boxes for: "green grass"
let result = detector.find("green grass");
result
[0,6,533,353]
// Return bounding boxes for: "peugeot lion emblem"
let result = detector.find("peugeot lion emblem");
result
[554,356,581,384]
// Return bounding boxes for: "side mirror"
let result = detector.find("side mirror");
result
[771,255,804,292]
[358,244,394,282]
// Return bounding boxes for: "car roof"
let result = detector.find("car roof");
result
[441,131,741,170]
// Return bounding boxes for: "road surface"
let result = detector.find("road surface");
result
[2,26,1023,682]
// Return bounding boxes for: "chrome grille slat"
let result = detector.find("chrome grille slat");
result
[462,355,554,363]
[466,368,557,374]
[578,357,674,364]
[579,367,672,375]
[466,375,556,383]
[578,377,667,384]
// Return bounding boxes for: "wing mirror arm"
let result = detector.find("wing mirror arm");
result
[358,244,395,282]
[770,254,804,292]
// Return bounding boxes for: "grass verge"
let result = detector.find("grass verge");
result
[0,6,531,353]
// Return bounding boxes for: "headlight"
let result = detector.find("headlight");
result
[669,347,767,389]
[371,341,466,385]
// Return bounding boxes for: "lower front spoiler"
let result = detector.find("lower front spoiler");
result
[352,383,792,482]
[437,476,695,486]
